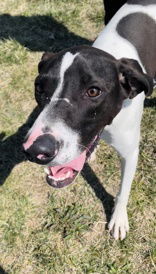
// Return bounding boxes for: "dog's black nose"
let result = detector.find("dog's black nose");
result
[24,134,59,164]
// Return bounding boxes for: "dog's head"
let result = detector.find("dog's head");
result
[23,46,153,188]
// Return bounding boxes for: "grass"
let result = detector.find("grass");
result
[0,0,156,273]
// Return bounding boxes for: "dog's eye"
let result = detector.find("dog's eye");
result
[86,87,102,98]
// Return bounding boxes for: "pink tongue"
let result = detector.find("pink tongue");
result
[50,150,87,179]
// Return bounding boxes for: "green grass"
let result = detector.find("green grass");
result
[0,0,156,273]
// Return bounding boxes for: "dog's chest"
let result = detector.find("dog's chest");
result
[101,92,145,152]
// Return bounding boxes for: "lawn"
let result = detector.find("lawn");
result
[0,0,156,273]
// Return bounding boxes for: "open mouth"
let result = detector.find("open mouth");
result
[44,135,100,188]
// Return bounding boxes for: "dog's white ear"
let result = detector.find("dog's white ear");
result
[38,52,55,73]
[118,58,153,99]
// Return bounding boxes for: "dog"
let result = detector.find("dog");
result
[23,0,156,240]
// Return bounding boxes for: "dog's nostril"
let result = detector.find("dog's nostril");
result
[37,154,49,160]
[37,151,57,160]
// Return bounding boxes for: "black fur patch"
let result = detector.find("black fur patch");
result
[117,13,156,78]
[127,0,156,5]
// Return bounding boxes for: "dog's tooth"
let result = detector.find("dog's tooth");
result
[56,176,66,181]
[48,173,69,181]
[44,167,50,175]
[53,177,60,181]
[48,174,54,180]
[48,175,61,181]
[65,171,71,179]
[48,175,61,182]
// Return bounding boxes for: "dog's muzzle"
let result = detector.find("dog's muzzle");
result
[45,133,101,188]
[23,131,101,188]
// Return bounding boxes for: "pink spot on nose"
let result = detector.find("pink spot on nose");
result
[23,128,43,150]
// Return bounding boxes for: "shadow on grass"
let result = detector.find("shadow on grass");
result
[82,163,114,223]
[103,0,126,24]
[0,107,40,186]
[0,266,8,274]
[144,97,156,108]
[0,13,91,52]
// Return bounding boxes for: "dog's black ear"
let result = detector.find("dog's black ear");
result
[38,52,55,73]
[41,52,55,61]
[118,58,153,99]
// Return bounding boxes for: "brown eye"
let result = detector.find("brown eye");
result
[86,87,102,97]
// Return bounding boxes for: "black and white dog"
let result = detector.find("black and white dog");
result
[23,0,156,240]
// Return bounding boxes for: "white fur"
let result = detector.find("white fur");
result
[51,98,73,106]
[93,2,156,239]
[51,52,78,101]
[48,119,81,166]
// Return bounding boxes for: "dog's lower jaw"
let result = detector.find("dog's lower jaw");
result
[46,170,79,188]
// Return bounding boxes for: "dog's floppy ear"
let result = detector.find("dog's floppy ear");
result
[41,52,55,61]
[118,58,153,99]
[38,52,55,73]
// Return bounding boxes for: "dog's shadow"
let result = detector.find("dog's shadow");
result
[0,266,8,274]
[144,97,156,108]
[82,163,114,223]
[0,107,41,185]
[0,13,91,52]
